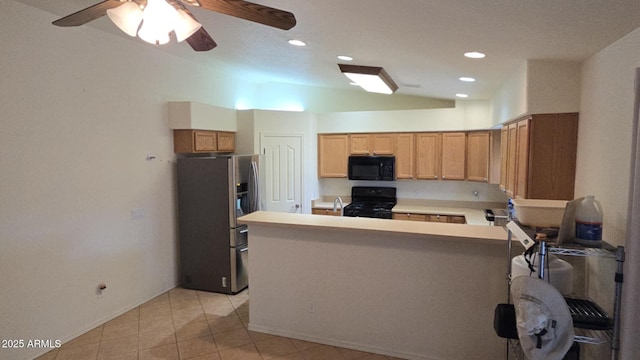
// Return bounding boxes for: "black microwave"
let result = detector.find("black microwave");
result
[348,156,395,181]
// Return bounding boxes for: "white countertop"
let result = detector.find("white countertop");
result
[312,200,496,226]
[239,211,508,244]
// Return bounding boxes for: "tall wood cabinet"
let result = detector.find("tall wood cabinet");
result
[500,113,578,200]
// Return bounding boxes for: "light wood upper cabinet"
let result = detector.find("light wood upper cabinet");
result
[499,127,509,190]
[217,132,235,152]
[499,113,578,200]
[524,113,578,200]
[515,120,530,199]
[441,132,466,180]
[349,134,371,155]
[349,133,395,155]
[173,130,235,153]
[371,134,395,155]
[415,133,442,179]
[318,134,349,178]
[395,133,415,179]
[505,123,518,197]
[466,131,490,182]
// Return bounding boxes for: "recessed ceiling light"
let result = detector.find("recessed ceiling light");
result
[459,77,476,82]
[456,93,469,98]
[464,51,486,59]
[337,55,353,61]
[288,39,306,47]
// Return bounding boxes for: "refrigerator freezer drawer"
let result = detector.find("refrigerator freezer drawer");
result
[231,244,249,293]
[230,225,249,247]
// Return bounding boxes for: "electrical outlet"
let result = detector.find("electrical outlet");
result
[308,302,316,313]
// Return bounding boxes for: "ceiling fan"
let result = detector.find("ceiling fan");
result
[52,0,297,51]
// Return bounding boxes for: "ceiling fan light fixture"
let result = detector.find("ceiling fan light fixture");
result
[106,1,143,37]
[137,0,178,45]
[338,64,398,94]
[174,9,202,42]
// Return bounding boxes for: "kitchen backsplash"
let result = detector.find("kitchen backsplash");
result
[318,178,509,203]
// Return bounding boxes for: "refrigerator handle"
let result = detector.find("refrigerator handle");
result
[249,160,260,212]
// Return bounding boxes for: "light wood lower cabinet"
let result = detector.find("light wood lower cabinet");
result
[393,212,466,224]
[312,208,342,216]
[392,213,427,221]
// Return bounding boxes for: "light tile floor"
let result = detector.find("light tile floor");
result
[37,287,406,360]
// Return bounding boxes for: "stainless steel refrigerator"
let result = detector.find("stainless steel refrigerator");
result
[177,155,260,294]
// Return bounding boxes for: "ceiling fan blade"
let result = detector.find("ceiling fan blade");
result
[186,27,218,51]
[52,0,125,27]
[198,0,296,30]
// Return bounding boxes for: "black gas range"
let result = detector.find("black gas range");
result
[343,186,397,219]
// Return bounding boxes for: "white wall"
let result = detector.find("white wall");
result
[0,2,255,359]
[576,26,640,360]
[248,222,508,360]
[490,60,582,125]
[251,82,455,113]
[317,100,492,133]
[168,102,237,131]
[236,110,319,213]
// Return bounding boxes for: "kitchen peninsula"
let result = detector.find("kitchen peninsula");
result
[239,211,510,360]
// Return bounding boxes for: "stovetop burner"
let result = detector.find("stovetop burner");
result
[343,186,397,219]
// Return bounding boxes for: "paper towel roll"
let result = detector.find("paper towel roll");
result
[512,254,573,295]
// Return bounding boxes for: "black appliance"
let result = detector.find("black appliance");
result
[343,186,397,219]
[177,155,260,294]
[348,155,395,181]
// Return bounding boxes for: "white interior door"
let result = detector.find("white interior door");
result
[261,134,303,213]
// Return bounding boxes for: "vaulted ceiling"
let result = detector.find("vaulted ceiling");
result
[15,0,640,100]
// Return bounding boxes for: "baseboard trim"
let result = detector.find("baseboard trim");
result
[247,323,438,360]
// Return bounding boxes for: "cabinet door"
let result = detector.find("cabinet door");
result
[395,133,415,179]
[527,113,578,200]
[514,119,530,199]
[371,134,395,155]
[505,124,518,197]
[415,133,441,180]
[499,127,509,191]
[349,134,371,155]
[312,208,341,216]
[448,215,466,224]
[194,130,217,152]
[466,131,490,182]
[217,132,235,152]
[428,214,449,223]
[393,213,427,221]
[318,134,349,178]
[441,132,466,180]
